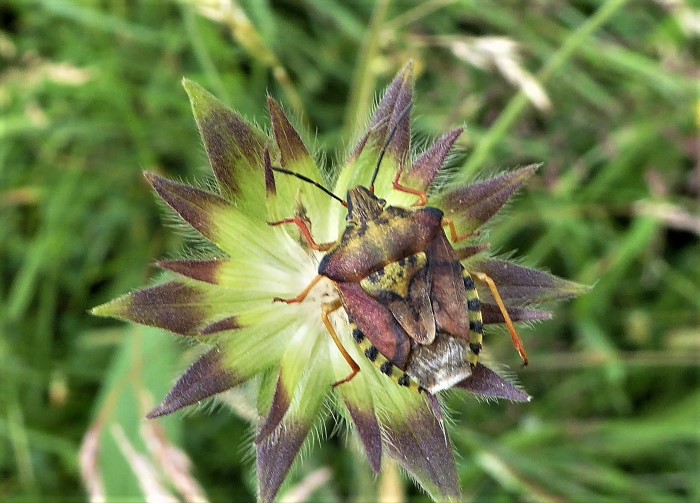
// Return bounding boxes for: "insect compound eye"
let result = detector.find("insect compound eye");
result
[377,198,386,207]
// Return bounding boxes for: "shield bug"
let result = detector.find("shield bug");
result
[267,105,527,395]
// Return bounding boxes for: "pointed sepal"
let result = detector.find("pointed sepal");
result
[255,374,292,443]
[146,172,285,262]
[345,403,382,474]
[145,173,231,244]
[267,97,314,171]
[159,253,302,304]
[474,259,590,305]
[455,243,491,260]
[256,419,309,503]
[147,347,241,418]
[338,61,414,197]
[337,374,383,474]
[377,389,460,501]
[456,363,531,402]
[255,331,320,443]
[263,150,277,197]
[403,128,463,193]
[482,303,552,324]
[368,61,413,161]
[182,79,268,203]
[157,259,226,285]
[91,281,209,336]
[437,165,539,233]
[266,98,329,226]
[199,316,241,335]
[255,344,332,503]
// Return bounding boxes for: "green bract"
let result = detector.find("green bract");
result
[92,62,586,502]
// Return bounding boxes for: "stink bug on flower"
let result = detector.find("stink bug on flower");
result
[267,102,529,396]
[92,61,588,501]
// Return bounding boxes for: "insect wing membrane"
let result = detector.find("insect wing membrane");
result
[406,333,472,394]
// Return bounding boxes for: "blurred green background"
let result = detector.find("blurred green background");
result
[1,0,698,501]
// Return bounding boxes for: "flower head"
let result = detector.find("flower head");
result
[92,62,585,501]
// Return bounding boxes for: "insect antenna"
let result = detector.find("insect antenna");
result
[270,166,347,208]
[369,102,413,193]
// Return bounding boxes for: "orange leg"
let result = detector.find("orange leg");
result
[473,271,529,366]
[274,279,360,385]
[392,165,428,207]
[273,275,324,304]
[322,300,361,388]
[392,166,428,206]
[268,216,335,251]
[442,217,479,243]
